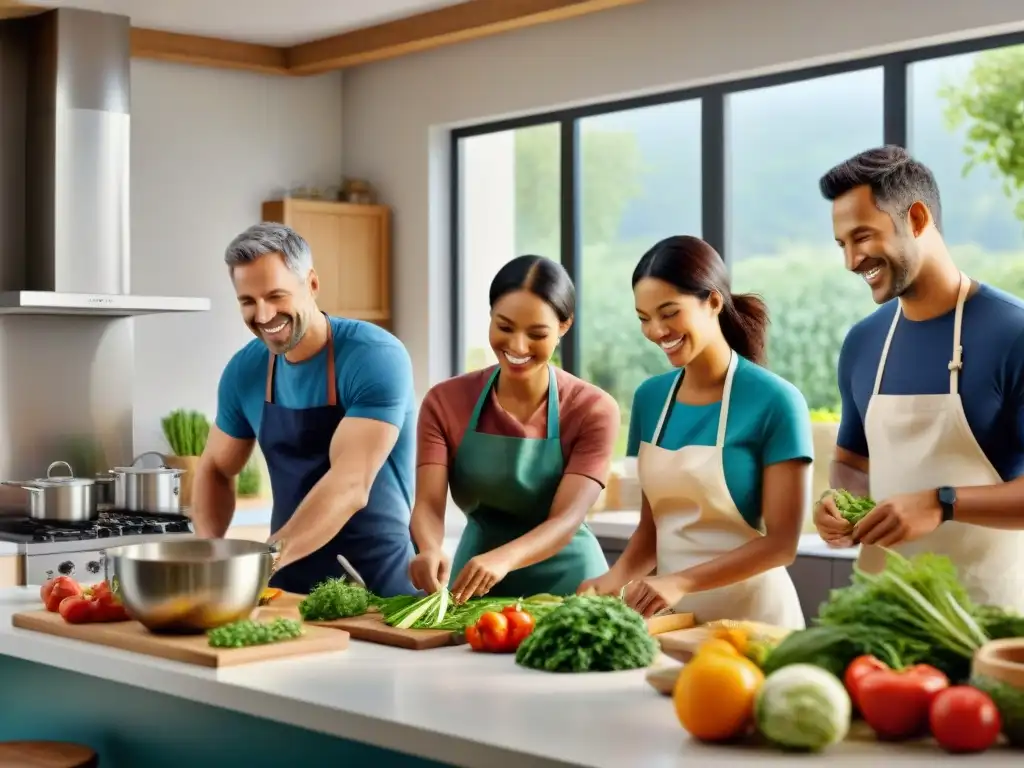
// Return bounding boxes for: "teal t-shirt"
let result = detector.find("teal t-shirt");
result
[626,355,813,528]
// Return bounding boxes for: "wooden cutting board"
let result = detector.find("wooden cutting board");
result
[11,609,350,668]
[256,592,458,650]
[657,621,791,663]
[259,594,694,650]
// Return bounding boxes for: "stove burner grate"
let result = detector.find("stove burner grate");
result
[0,509,193,543]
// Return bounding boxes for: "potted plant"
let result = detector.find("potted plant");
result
[161,409,211,509]
[236,454,263,499]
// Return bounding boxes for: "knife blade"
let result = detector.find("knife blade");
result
[336,554,366,588]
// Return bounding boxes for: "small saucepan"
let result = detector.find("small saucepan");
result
[1,460,99,522]
[108,451,186,514]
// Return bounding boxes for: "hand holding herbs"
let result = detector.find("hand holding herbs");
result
[831,489,875,525]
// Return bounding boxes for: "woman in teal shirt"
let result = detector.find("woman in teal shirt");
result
[579,236,813,629]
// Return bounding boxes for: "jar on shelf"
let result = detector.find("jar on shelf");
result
[341,178,377,205]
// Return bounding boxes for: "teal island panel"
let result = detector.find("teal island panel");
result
[0,655,449,767]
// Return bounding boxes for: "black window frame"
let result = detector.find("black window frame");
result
[448,30,1024,377]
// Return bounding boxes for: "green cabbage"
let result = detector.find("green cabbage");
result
[754,664,851,751]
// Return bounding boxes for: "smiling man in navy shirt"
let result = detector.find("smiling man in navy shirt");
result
[811,145,1024,610]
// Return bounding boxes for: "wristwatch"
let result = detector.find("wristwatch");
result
[937,486,957,522]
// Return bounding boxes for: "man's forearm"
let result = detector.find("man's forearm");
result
[954,476,1024,529]
[191,464,237,538]
[270,473,367,565]
[829,459,869,497]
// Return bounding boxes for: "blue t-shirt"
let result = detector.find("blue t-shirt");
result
[837,284,1024,481]
[627,355,814,528]
[215,316,416,536]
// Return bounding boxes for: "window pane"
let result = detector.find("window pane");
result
[727,70,883,413]
[458,124,560,372]
[578,100,703,457]
[910,46,1024,297]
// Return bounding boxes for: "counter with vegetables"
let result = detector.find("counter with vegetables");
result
[0,548,1022,767]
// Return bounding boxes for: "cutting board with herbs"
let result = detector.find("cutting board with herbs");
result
[12,608,350,668]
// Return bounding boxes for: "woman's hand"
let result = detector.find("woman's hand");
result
[408,547,451,594]
[813,490,854,548]
[624,574,686,618]
[450,551,512,603]
[576,571,626,597]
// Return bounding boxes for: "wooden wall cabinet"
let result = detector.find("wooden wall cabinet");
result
[261,199,391,325]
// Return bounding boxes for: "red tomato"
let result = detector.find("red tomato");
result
[504,610,535,650]
[39,576,57,603]
[91,592,129,622]
[930,686,1001,753]
[844,655,889,711]
[58,596,96,624]
[476,611,510,653]
[858,664,950,740]
[44,576,82,612]
[464,624,485,652]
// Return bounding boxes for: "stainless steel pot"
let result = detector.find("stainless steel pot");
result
[109,451,185,514]
[1,461,98,522]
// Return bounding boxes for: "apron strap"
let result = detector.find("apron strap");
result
[264,313,337,406]
[544,365,560,440]
[873,273,971,397]
[467,367,500,431]
[715,351,739,448]
[872,304,902,396]
[652,370,683,447]
[948,272,970,396]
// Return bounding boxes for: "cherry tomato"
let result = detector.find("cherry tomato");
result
[44,576,82,612]
[476,611,510,652]
[58,596,96,624]
[930,686,1001,753]
[844,655,889,711]
[464,624,485,651]
[858,664,949,740]
[503,610,535,650]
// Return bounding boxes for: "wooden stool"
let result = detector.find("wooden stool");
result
[0,741,98,767]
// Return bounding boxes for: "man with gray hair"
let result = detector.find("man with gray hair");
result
[191,222,418,597]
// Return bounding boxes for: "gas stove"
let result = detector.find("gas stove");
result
[0,506,195,586]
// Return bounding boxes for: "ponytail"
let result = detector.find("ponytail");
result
[720,292,769,366]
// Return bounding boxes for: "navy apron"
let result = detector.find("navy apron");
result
[261,315,416,597]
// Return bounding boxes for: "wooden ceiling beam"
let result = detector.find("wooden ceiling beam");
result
[0,0,643,76]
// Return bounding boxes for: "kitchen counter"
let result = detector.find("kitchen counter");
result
[0,587,1012,766]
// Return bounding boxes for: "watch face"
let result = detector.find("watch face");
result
[939,487,956,506]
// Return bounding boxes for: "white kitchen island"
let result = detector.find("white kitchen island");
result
[0,587,1012,767]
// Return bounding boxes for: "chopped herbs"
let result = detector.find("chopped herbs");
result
[207,617,304,648]
[299,578,371,621]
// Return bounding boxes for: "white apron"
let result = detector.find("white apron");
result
[859,273,1024,611]
[637,352,806,630]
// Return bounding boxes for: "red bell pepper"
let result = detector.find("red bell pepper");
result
[856,659,949,740]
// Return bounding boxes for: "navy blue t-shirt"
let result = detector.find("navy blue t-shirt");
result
[215,316,416,538]
[837,283,1024,481]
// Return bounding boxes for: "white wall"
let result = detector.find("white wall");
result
[129,60,344,454]
[339,0,1024,397]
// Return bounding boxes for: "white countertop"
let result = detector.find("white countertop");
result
[0,587,1008,765]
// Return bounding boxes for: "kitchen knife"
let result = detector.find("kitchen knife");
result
[336,553,366,588]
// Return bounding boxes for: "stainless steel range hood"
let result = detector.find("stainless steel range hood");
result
[0,7,209,317]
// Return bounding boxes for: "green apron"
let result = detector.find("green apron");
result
[449,365,609,597]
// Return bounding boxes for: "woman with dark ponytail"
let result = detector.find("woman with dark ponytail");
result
[578,236,812,629]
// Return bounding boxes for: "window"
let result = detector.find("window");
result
[910,45,1024,297]
[457,124,560,372]
[577,101,702,456]
[726,69,884,412]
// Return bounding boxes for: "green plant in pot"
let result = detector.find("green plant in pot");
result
[161,409,211,509]
[236,456,263,498]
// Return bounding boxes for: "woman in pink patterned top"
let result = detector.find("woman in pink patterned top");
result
[409,256,619,602]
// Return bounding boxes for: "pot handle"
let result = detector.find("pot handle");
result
[46,461,74,479]
[131,451,169,469]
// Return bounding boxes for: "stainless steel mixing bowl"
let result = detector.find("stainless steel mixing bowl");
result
[104,538,273,634]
